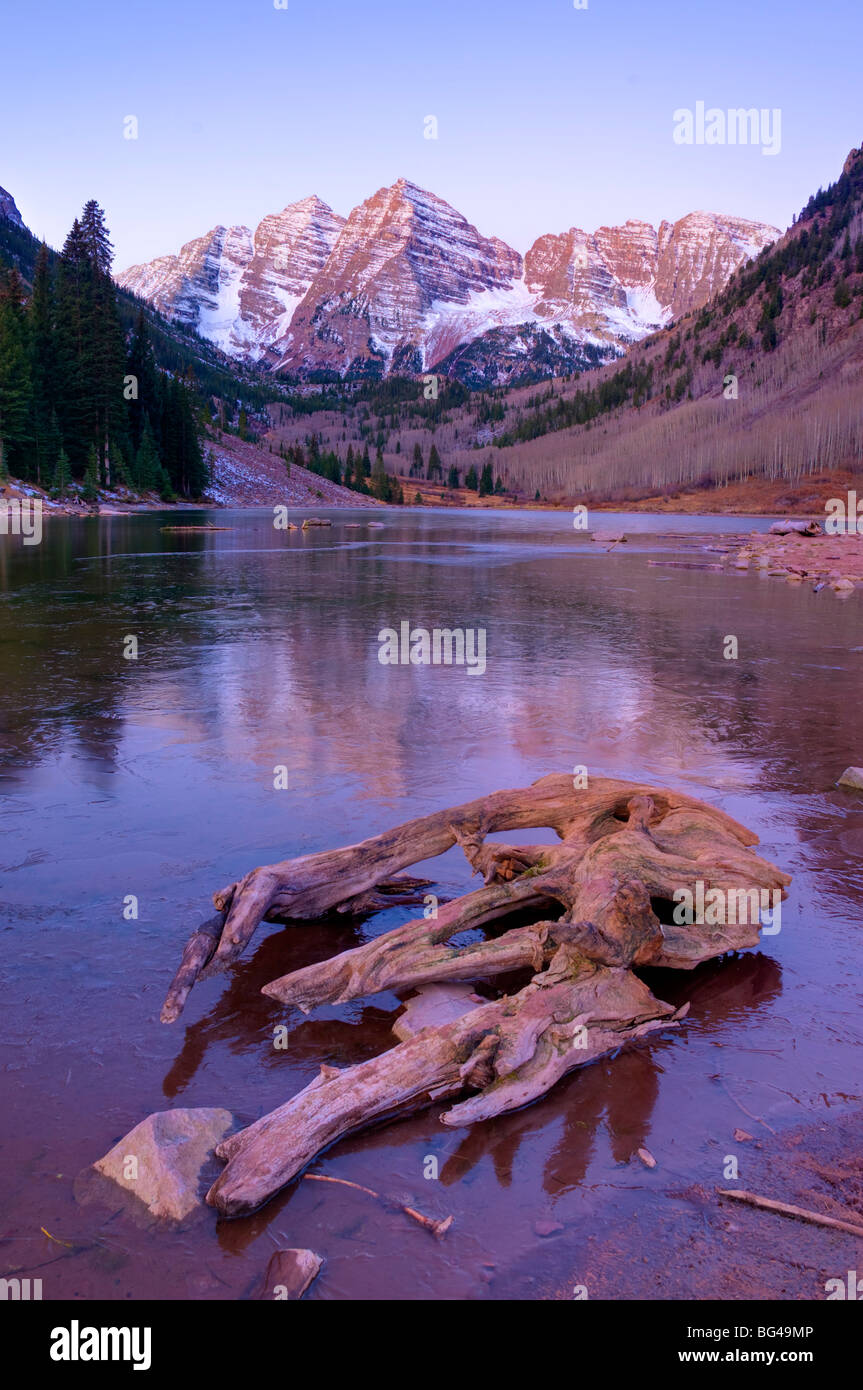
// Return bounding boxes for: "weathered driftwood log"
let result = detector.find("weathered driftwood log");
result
[207,962,686,1217]
[161,774,790,1220]
[163,774,788,1021]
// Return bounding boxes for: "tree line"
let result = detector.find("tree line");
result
[0,200,207,499]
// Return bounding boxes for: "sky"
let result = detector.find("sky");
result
[1,0,861,270]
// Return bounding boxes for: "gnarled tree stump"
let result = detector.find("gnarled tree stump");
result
[158,774,790,1219]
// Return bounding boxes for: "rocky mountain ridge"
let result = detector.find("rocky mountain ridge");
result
[116,179,779,385]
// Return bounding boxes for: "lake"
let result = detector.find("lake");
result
[2,506,862,1299]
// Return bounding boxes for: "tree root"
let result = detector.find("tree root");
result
[156,773,790,1219]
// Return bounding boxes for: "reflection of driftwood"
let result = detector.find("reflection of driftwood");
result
[717,1188,863,1238]
[209,966,686,1217]
[157,773,790,1220]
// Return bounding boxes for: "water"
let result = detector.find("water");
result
[1,506,862,1299]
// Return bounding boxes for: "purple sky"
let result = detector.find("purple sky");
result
[1,0,860,269]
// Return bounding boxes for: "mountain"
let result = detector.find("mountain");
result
[117,180,779,385]
[0,185,24,228]
[257,146,863,506]
[117,196,345,359]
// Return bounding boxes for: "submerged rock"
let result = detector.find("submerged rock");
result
[254,1249,323,1300]
[393,983,481,1041]
[86,1107,234,1223]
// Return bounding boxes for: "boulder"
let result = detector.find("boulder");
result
[837,767,863,790]
[89,1107,234,1223]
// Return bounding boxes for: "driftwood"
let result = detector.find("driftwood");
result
[302,1174,453,1237]
[717,1188,863,1238]
[157,775,791,1218]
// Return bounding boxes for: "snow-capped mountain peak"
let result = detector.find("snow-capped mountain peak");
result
[117,181,780,383]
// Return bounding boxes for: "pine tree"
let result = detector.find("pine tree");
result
[82,444,100,499]
[448,465,459,489]
[371,448,388,501]
[412,442,423,478]
[29,245,60,486]
[479,462,494,496]
[0,268,33,478]
[126,308,160,454]
[465,464,479,491]
[135,421,162,492]
[52,447,71,497]
[427,444,442,480]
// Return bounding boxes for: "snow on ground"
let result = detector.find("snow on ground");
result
[204,432,380,508]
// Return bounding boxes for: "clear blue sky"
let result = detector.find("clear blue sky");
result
[1,0,860,270]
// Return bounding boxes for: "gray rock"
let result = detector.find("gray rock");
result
[89,1107,234,1223]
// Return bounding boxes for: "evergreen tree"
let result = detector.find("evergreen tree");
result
[465,464,479,491]
[447,464,459,489]
[82,444,100,499]
[134,420,162,492]
[427,443,442,480]
[479,462,494,496]
[52,446,71,497]
[28,245,60,486]
[125,308,160,454]
[412,442,423,478]
[0,269,33,477]
[371,448,388,500]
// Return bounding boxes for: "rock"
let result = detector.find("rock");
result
[254,1249,323,1300]
[637,1147,657,1169]
[733,1128,754,1142]
[831,578,855,593]
[590,531,627,543]
[393,983,481,1042]
[837,767,863,790]
[89,1108,234,1223]
[769,519,822,535]
[534,1220,564,1237]
[301,517,332,529]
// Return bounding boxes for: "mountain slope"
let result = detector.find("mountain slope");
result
[257,147,863,504]
[118,197,345,360]
[118,180,778,386]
